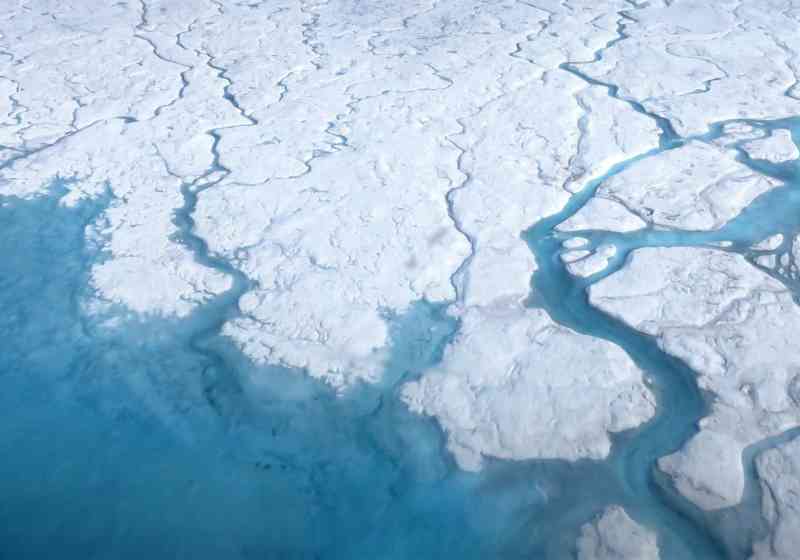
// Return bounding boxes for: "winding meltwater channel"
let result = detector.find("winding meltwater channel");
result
[522,114,800,559]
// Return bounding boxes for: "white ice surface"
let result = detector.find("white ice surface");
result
[753,234,785,252]
[401,302,654,470]
[569,141,778,233]
[577,506,660,560]
[558,197,646,234]
[751,437,800,560]
[742,130,800,164]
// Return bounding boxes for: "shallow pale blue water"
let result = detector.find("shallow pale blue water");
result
[0,183,558,558]
[2,116,799,558]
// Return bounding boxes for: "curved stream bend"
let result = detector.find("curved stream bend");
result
[523,108,800,557]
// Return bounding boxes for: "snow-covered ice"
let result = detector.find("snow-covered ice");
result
[568,141,779,233]
[565,244,617,278]
[742,129,800,164]
[558,197,647,233]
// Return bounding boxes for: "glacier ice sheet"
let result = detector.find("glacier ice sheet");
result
[3,0,800,558]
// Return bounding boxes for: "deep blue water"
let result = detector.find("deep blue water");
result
[1,118,799,558]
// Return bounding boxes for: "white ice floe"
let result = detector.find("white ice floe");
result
[742,130,800,164]
[753,234,785,252]
[562,237,590,250]
[577,506,660,560]
[566,244,617,278]
[559,197,647,233]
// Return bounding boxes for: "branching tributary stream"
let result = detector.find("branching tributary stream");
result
[506,4,800,555]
